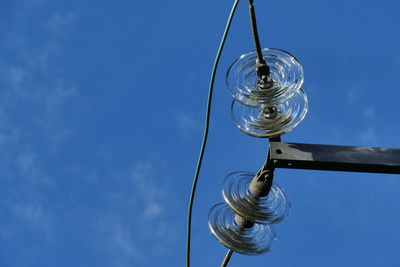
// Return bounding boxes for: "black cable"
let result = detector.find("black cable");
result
[221,249,234,267]
[248,0,265,64]
[247,0,270,80]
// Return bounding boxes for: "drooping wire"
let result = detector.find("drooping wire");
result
[186,1,240,267]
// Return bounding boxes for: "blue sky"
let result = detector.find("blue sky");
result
[0,0,400,266]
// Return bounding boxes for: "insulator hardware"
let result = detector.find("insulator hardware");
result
[208,171,289,255]
[222,171,290,224]
[226,48,308,138]
[208,202,276,255]
[208,47,304,256]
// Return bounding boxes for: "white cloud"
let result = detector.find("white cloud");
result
[345,86,360,105]
[362,107,376,121]
[93,160,179,265]
[0,3,181,264]
[131,161,164,220]
[0,0,80,239]
[46,12,77,32]
[109,223,140,259]
[12,201,47,229]
[357,108,378,144]
[0,0,81,147]
[17,151,54,186]
[358,126,378,144]
[176,112,201,136]
[4,66,28,84]
[95,218,141,267]
[143,201,163,219]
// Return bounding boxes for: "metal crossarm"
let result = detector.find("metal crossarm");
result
[270,142,400,174]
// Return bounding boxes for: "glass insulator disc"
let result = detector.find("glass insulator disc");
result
[226,48,304,107]
[208,203,276,255]
[222,171,290,224]
[231,88,308,138]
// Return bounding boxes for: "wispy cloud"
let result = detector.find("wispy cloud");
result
[0,0,80,237]
[1,3,180,266]
[358,126,378,144]
[12,201,48,229]
[46,11,77,33]
[109,223,140,259]
[344,85,381,144]
[17,151,53,185]
[345,86,360,105]
[131,161,164,220]
[95,160,179,266]
[356,107,379,144]
[0,0,81,148]
[362,107,376,121]
[176,112,202,136]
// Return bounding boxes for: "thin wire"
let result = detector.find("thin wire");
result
[221,249,234,267]
[186,1,240,267]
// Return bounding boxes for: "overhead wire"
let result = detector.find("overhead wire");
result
[185,1,240,267]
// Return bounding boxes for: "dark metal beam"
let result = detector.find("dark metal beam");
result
[269,142,400,174]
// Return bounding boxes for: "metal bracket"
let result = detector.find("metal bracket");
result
[269,142,400,174]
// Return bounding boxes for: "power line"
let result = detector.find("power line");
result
[185,1,241,267]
